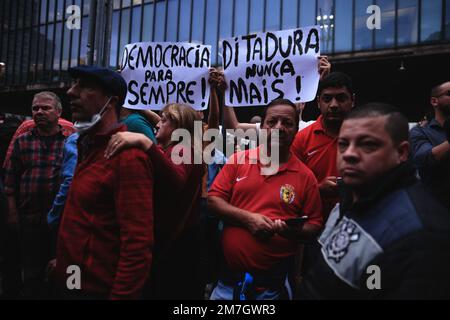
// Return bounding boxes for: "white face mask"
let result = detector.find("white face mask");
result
[74,97,112,133]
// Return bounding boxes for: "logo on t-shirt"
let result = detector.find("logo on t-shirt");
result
[324,219,360,263]
[280,184,295,204]
[306,148,320,158]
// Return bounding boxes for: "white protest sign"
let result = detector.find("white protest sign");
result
[120,42,211,110]
[222,26,321,107]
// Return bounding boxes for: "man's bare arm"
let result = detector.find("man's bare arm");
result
[139,109,161,127]
[431,141,450,162]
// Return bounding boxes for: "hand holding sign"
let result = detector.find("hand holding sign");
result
[209,68,227,93]
[222,26,321,107]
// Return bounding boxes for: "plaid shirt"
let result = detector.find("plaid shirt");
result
[3,118,75,169]
[3,127,66,224]
[56,125,154,299]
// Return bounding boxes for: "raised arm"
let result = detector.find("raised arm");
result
[139,109,161,128]
[106,132,194,191]
[207,68,221,130]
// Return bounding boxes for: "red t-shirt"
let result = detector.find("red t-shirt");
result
[208,147,322,272]
[291,115,339,217]
[148,143,205,250]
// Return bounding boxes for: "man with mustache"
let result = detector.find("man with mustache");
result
[3,91,66,298]
[208,99,323,300]
[299,103,450,299]
[291,72,355,220]
[410,80,450,211]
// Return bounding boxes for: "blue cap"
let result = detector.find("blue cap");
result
[68,65,127,106]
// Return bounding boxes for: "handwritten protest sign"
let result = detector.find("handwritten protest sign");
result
[222,26,320,107]
[120,42,211,110]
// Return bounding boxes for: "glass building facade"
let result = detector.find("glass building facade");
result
[0,0,449,88]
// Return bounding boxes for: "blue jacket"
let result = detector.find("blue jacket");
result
[47,132,79,227]
[410,120,450,210]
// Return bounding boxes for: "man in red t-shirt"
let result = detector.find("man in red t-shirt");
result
[208,99,322,300]
[291,72,355,219]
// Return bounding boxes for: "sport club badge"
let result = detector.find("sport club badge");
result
[280,184,295,205]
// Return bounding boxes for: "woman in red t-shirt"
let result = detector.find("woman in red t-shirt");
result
[105,103,205,299]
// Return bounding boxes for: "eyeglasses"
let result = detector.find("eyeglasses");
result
[435,90,450,98]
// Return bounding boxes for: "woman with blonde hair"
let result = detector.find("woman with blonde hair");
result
[105,103,205,299]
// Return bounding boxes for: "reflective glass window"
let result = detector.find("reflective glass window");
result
[80,16,89,64]
[178,0,191,41]
[119,8,130,60]
[375,0,395,48]
[354,0,373,51]
[110,10,119,67]
[142,3,154,41]
[205,0,219,64]
[192,0,205,42]
[166,0,179,41]
[45,24,54,73]
[420,0,442,42]
[62,23,70,70]
[397,0,418,46]
[154,0,166,41]
[57,0,64,22]
[249,0,263,34]
[48,0,55,22]
[446,0,450,39]
[54,22,62,70]
[70,28,80,67]
[282,0,298,30]
[318,0,334,53]
[234,0,248,37]
[131,5,142,43]
[299,0,315,27]
[41,0,48,24]
[266,0,281,31]
[334,0,352,52]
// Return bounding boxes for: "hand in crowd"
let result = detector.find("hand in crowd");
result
[318,176,339,197]
[272,219,296,240]
[105,131,153,159]
[209,67,227,93]
[418,119,429,127]
[295,102,306,114]
[245,213,275,240]
[318,55,331,80]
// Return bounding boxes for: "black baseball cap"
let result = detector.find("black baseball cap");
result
[68,65,127,106]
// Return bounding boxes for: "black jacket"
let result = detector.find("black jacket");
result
[299,162,450,299]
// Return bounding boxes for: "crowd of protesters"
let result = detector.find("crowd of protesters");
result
[1,57,450,300]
